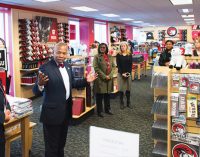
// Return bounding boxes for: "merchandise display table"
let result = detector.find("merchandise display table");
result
[4,114,31,157]
[132,61,147,80]
[133,51,149,61]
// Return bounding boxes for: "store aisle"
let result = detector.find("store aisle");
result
[11,73,154,157]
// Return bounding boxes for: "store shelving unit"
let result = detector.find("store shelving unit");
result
[152,67,200,157]
[67,56,96,119]
[167,68,200,157]
[152,66,169,157]
[185,56,200,64]
[20,68,39,72]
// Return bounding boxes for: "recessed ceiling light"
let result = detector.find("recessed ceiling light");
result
[133,21,143,23]
[178,8,193,13]
[170,0,192,5]
[181,14,194,18]
[101,14,119,17]
[120,18,134,21]
[182,9,190,13]
[186,21,195,23]
[184,18,194,21]
[142,23,150,25]
[34,0,60,2]
[186,21,195,24]
[71,6,98,12]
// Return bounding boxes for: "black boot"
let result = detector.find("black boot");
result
[119,92,125,109]
[126,91,132,109]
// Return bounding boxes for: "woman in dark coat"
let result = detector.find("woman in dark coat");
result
[159,40,174,66]
[93,43,115,117]
[0,82,11,157]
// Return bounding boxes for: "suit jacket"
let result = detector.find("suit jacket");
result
[0,87,5,125]
[0,83,10,125]
[33,59,88,125]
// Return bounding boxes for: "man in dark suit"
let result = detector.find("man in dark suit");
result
[0,81,11,157]
[33,42,97,157]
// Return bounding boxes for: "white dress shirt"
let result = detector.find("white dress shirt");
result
[59,66,70,100]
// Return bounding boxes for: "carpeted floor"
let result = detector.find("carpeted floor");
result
[10,72,154,157]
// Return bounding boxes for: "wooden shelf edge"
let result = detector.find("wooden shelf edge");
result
[172,68,200,74]
[20,68,39,72]
[21,83,35,86]
[72,105,96,119]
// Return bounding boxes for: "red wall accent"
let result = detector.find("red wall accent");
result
[125,25,133,40]
[79,18,94,52]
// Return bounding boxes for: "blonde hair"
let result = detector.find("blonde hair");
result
[119,41,131,55]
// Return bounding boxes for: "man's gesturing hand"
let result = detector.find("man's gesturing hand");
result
[38,71,49,86]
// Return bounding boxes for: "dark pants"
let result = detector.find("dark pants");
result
[43,120,68,157]
[0,125,5,157]
[96,93,110,114]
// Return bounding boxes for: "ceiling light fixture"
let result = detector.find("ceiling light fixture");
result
[170,0,192,5]
[70,6,98,12]
[178,8,193,14]
[121,18,134,21]
[182,9,190,13]
[101,14,119,17]
[181,14,194,18]
[184,18,194,21]
[34,0,60,2]
[141,23,150,25]
[133,21,143,23]
[186,21,195,24]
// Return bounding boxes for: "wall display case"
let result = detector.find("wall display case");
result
[57,23,69,43]
[18,18,52,97]
[67,56,96,119]
[179,29,187,41]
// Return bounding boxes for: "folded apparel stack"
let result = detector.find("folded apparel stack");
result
[6,95,33,118]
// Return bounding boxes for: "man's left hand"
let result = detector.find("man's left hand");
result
[86,71,98,82]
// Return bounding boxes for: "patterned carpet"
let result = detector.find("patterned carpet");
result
[10,72,154,157]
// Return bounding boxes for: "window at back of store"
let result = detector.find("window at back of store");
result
[94,22,107,43]
[69,20,80,55]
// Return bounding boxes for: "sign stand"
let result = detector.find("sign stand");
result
[0,38,10,93]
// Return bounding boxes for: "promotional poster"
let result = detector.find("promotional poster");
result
[0,48,8,70]
[36,16,58,43]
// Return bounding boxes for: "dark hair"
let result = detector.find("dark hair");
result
[165,40,174,45]
[98,43,109,54]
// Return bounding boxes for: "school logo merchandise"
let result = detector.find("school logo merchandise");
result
[172,123,185,135]
[167,27,177,37]
[172,143,198,157]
